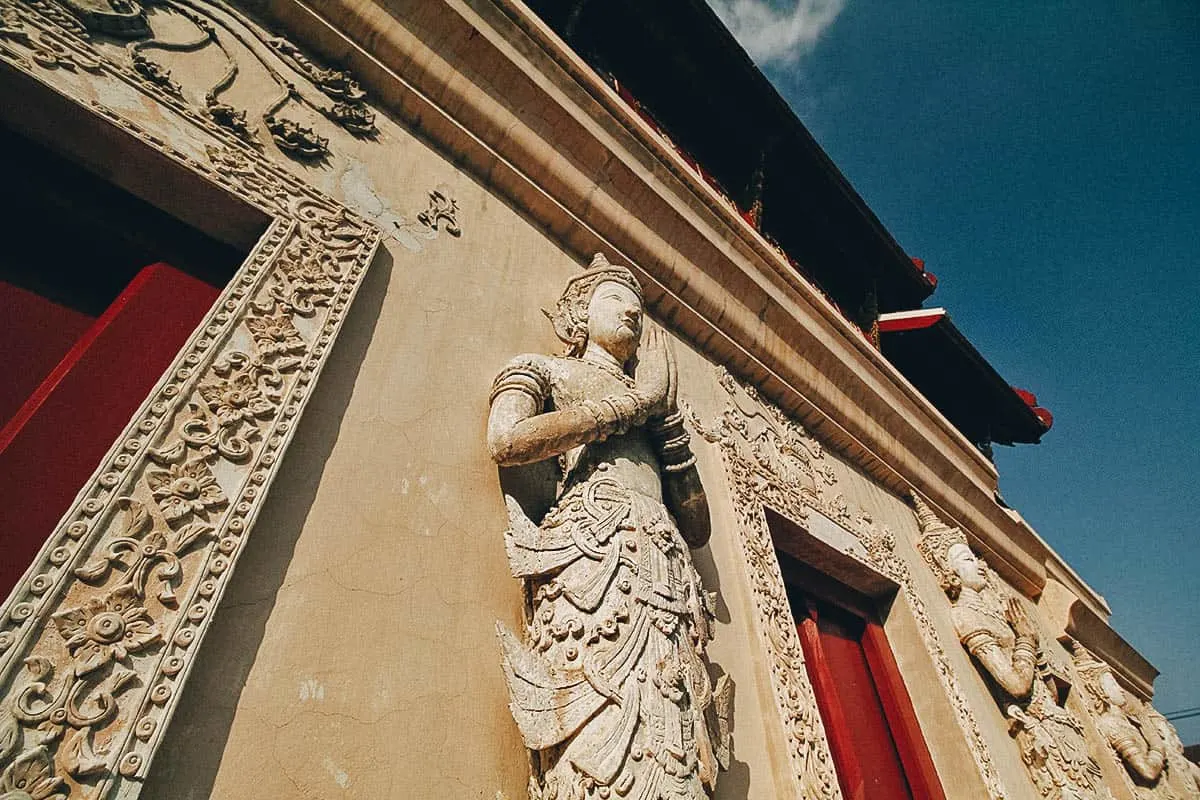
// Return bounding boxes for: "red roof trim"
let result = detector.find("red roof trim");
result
[877,308,946,334]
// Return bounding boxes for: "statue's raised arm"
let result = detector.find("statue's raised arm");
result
[489,254,728,800]
[487,254,708,544]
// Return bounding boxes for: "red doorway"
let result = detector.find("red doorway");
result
[791,587,945,800]
[0,123,244,598]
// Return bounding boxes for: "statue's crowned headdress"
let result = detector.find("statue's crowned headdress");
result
[911,492,970,596]
[1070,641,1117,706]
[545,253,644,357]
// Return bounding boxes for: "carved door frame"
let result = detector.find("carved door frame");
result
[693,373,1012,800]
[0,5,380,796]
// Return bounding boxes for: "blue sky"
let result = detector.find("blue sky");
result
[709,0,1200,740]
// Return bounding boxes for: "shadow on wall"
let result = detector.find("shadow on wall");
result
[693,538,753,799]
[139,247,393,799]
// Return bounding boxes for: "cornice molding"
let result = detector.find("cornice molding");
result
[1064,603,1159,701]
[268,0,1108,613]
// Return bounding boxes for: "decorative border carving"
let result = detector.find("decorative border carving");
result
[0,3,385,797]
[14,0,380,161]
[691,372,1008,800]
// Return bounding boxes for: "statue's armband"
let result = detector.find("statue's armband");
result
[490,355,552,409]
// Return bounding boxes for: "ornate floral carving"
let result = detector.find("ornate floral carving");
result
[10,0,377,160]
[265,111,329,160]
[145,460,226,522]
[204,96,254,143]
[0,746,66,800]
[417,186,462,237]
[265,37,376,136]
[52,588,160,677]
[196,370,276,429]
[55,0,147,38]
[0,6,382,796]
[245,310,305,359]
[0,3,100,72]
[693,372,1009,800]
[912,496,1114,799]
[128,49,180,97]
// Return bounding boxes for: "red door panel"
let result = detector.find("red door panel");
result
[816,605,914,800]
[0,282,94,428]
[795,591,946,800]
[0,264,220,597]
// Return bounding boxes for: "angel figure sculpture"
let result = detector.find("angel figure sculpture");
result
[488,254,730,800]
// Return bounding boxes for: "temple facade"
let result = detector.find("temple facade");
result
[0,1,1195,798]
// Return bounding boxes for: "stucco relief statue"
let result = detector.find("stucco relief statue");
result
[912,494,1113,800]
[1008,680,1113,800]
[1072,644,1185,798]
[1147,706,1200,796]
[489,254,731,800]
[912,494,1037,700]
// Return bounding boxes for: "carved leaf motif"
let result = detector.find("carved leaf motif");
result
[61,727,107,778]
[172,522,213,556]
[72,557,111,584]
[0,709,19,765]
[148,438,186,465]
[0,746,64,799]
[119,498,151,539]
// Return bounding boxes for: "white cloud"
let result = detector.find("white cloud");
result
[707,0,846,66]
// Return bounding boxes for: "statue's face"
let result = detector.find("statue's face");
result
[948,543,987,592]
[585,280,643,365]
[1100,670,1127,707]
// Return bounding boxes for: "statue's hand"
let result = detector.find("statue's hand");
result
[663,329,678,416]
[636,325,672,417]
[1006,596,1035,640]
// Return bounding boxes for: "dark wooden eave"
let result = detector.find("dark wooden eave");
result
[878,309,1049,447]
[523,0,935,320]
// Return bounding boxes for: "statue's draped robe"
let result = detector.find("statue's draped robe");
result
[494,355,724,800]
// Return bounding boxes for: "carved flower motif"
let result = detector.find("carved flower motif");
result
[280,250,338,301]
[52,586,161,675]
[198,373,274,428]
[246,312,306,358]
[0,746,65,800]
[146,459,227,521]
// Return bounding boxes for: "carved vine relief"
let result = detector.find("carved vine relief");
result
[0,2,393,797]
[488,255,731,800]
[911,495,1115,800]
[688,373,1008,800]
[7,0,378,160]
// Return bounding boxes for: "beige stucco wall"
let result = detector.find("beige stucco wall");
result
[132,112,812,793]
